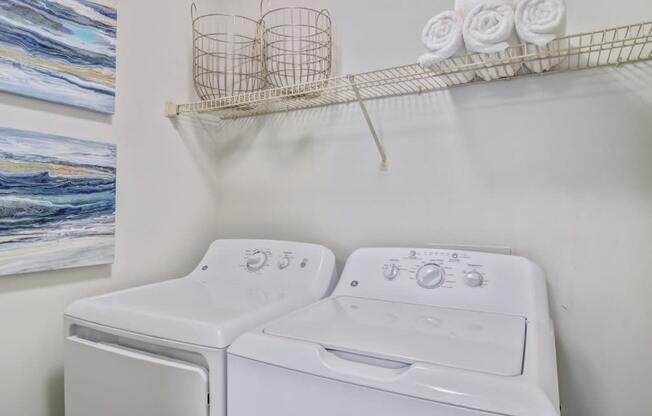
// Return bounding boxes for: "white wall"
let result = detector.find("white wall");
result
[0,1,651,415]
[0,1,220,415]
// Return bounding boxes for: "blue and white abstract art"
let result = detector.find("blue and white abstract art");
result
[0,0,117,114]
[0,127,116,276]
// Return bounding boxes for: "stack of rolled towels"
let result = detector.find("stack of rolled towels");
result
[418,0,567,83]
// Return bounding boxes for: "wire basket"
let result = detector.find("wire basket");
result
[192,3,265,101]
[261,4,332,89]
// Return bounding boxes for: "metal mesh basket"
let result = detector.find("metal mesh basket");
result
[192,3,265,101]
[261,5,332,88]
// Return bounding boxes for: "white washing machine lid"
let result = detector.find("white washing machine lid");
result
[263,296,526,376]
[66,278,314,349]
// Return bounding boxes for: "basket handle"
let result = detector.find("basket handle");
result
[191,2,197,20]
[316,8,331,25]
[259,2,332,21]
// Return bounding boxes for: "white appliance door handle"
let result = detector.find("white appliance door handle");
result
[318,346,412,382]
[68,337,185,366]
[65,336,209,416]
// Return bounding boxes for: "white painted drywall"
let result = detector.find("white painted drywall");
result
[0,2,221,415]
[0,1,650,416]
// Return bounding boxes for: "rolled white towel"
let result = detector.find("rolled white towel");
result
[515,0,567,72]
[515,0,566,46]
[455,0,513,18]
[463,1,523,81]
[418,11,475,84]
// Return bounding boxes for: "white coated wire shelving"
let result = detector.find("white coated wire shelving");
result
[166,21,652,169]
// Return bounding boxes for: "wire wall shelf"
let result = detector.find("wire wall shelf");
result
[167,20,652,169]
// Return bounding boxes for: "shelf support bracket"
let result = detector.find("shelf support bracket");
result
[348,75,388,170]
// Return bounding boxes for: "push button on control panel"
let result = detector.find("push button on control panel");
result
[383,264,400,280]
[278,255,291,270]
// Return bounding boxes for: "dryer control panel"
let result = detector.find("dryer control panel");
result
[188,240,332,277]
[332,247,549,322]
[242,248,303,273]
[188,240,338,303]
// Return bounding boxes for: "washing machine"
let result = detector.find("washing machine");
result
[228,247,560,416]
[64,239,337,416]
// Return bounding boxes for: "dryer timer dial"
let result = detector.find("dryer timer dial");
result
[246,250,268,271]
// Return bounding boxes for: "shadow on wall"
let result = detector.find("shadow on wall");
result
[168,102,365,188]
[168,62,652,190]
[353,61,652,121]
[0,91,113,125]
[448,61,652,110]
[171,60,652,140]
[447,63,652,194]
[555,331,601,416]
[48,368,65,416]
[170,112,263,176]
[0,265,112,294]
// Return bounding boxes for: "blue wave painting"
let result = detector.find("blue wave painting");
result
[0,0,117,114]
[0,127,116,276]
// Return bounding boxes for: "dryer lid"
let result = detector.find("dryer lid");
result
[66,278,315,349]
[263,296,526,376]
[65,240,337,349]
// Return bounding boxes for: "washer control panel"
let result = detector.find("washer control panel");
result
[378,249,489,291]
[334,247,543,318]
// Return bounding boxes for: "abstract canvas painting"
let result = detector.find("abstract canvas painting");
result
[0,0,117,114]
[0,127,116,276]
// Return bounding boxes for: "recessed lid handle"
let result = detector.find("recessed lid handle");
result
[319,347,411,382]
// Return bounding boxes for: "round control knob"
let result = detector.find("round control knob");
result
[278,256,291,270]
[464,271,484,287]
[384,264,400,280]
[415,263,445,289]
[246,250,268,271]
